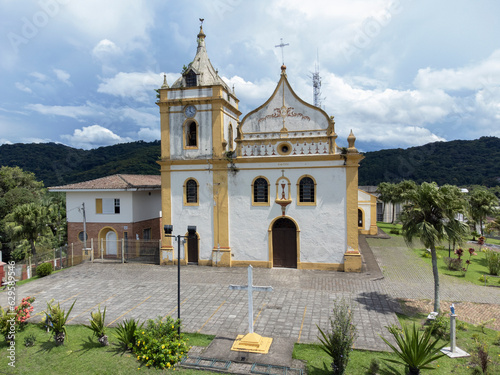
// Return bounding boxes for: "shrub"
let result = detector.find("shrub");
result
[317,298,357,375]
[366,358,380,375]
[115,318,143,351]
[44,299,76,345]
[36,262,53,277]
[389,228,400,235]
[443,257,462,271]
[85,305,108,346]
[470,341,490,375]
[479,275,489,284]
[381,323,446,375]
[24,333,36,347]
[425,314,449,339]
[134,316,190,369]
[484,249,500,276]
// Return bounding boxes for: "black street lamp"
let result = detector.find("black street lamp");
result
[164,224,196,335]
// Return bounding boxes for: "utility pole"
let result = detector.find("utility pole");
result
[82,202,87,254]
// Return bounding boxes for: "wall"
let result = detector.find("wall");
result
[229,159,347,265]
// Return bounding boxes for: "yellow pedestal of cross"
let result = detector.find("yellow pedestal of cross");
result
[231,332,273,354]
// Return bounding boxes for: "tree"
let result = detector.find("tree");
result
[4,203,53,268]
[468,188,499,235]
[400,182,469,312]
[392,180,417,223]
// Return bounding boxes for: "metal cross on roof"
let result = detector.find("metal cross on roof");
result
[275,38,289,65]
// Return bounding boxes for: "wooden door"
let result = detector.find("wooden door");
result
[187,235,198,264]
[272,218,297,268]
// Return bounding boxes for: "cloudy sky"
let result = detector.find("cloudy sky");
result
[1,0,499,151]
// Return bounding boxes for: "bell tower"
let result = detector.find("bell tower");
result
[157,21,241,265]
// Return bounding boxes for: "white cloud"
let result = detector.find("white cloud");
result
[30,72,48,82]
[97,72,164,103]
[92,39,122,59]
[15,82,32,93]
[414,50,500,91]
[119,108,157,128]
[53,69,71,85]
[138,127,159,141]
[26,103,97,118]
[61,125,133,149]
[0,138,12,145]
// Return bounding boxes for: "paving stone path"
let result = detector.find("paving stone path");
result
[0,260,399,352]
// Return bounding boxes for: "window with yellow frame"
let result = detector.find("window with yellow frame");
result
[297,175,316,206]
[251,176,270,206]
[184,178,199,206]
[184,119,199,149]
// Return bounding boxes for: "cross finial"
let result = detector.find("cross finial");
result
[275,38,289,65]
[199,18,204,27]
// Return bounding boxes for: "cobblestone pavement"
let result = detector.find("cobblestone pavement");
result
[0,261,399,351]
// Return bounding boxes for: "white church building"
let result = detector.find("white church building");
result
[157,24,374,271]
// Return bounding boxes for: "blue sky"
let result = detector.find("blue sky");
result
[1,0,499,151]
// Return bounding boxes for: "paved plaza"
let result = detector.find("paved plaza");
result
[1,234,498,358]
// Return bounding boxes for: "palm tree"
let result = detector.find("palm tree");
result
[400,182,469,312]
[468,188,498,236]
[5,203,52,268]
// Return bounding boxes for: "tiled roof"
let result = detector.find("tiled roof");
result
[49,174,161,190]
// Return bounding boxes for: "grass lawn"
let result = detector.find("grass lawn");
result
[0,324,215,374]
[294,312,500,374]
[3,315,498,374]
[376,222,500,287]
[413,246,500,287]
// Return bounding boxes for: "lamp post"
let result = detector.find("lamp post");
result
[164,224,196,335]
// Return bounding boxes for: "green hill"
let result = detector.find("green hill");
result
[0,137,498,187]
[358,136,500,187]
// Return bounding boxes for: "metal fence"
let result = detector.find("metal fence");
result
[89,238,161,265]
[12,239,161,282]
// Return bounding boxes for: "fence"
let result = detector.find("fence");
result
[8,239,161,282]
[89,238,161,265]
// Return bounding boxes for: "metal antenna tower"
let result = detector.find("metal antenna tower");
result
[312,50,322,108]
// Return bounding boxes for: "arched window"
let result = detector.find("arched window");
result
[299,177,315,203]
[186,121,197,147]
[185,70,197,87]
[253,177,269,204]
[358,209,363,227]
[185,179,198,204]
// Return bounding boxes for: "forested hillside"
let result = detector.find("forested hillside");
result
[359,136,500,187]
[0,137,498,187]
[0,141,161,187]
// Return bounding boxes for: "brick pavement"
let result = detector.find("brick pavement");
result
[0,261,399,352]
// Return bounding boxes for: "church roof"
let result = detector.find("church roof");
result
[239,66,332,134]
[171,26,230,90]
[49,174,161,191]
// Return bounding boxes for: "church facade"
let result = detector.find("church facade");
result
[157,25,370,271]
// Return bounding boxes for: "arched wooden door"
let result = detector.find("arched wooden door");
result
[272,218,297,268]
[187,235,198,264]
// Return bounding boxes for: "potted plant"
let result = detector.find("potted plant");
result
[85,305,108,346]
[45,299,76,345]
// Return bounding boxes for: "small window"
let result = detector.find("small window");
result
[78,231,88,242]
[185,70,197,87]
[253,178,268,203]
[143,228,151,240]
[187,121,197,147]
[186,179,198,204]
[97,198,121,214]
[299,177,315,203]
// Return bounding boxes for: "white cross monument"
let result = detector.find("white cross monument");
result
[229,265,273,353]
